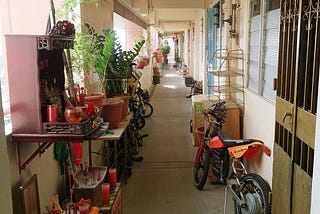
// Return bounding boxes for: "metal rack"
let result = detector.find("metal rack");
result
[208,48,244,109]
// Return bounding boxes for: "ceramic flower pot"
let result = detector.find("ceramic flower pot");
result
[100,98,124,129]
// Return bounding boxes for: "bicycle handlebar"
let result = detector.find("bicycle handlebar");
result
[201,101,227,124]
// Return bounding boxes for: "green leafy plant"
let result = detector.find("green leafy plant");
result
[87,27,145,97]
[57,0,99,21]
[162,45,171,55]
[107,38,145,79]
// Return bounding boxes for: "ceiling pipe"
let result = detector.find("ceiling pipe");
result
[223,2,239,38]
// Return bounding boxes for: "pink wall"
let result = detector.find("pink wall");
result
[0,0,63,34]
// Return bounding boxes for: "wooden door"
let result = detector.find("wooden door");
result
[273,0,319,213]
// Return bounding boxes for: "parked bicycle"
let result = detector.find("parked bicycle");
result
[135,82,154,118]
[129,94,146,130]
[185,80,203,98]
[193,102,271,214]
[126,117,144,161]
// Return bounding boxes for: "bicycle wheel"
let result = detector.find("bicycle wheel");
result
[126,125,139,157]
[193,144,210,190]
[142,102,153,118]
[137,117,145,129]
[234,173,271,214]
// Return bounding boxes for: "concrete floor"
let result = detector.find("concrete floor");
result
[122,65,233,214]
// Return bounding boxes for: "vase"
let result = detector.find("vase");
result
[84,92,105,112]
[100,98,124,129]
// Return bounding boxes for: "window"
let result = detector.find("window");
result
[207,1,225,93]
[247,0,280,102]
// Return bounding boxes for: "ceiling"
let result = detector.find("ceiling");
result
[118,0,207,33]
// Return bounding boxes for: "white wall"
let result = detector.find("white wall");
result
[192,9,206,82]
[236,0,275,186]
[243,90,275,185]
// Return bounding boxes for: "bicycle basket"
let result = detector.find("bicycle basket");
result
[142,90,150,101]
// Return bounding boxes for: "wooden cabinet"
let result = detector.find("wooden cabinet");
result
[191,94,242,147]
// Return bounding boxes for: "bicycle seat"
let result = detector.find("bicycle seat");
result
[218,132,261,147]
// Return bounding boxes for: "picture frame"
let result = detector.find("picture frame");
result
[19,174,41,214]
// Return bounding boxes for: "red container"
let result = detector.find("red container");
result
[109,168,117,189]
[47,105,58,122]
[101,183,110,205]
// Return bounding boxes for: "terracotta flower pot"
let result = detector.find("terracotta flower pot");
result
[85,92,105,112]
[143,57,150,65]
[114,94,130,121]
[156,55,163,63]
[195,127,205,144]
[100,98,124,129]
[137,60,146,69]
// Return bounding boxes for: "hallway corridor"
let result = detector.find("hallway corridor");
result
[122,65,232,214]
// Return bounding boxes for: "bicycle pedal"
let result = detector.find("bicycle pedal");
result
[125,166,133,177]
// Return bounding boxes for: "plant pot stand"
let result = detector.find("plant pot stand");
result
[153,76,160,85]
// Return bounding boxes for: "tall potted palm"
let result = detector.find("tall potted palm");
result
[90,27,145,127]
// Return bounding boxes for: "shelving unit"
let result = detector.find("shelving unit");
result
[208,48,244,109]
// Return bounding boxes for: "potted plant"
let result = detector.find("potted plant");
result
[91,29,145,98]
[70,25,105,110]
[161,45,170,64]
[89,27,145,126]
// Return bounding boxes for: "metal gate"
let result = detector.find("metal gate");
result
[272,0,319,213]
